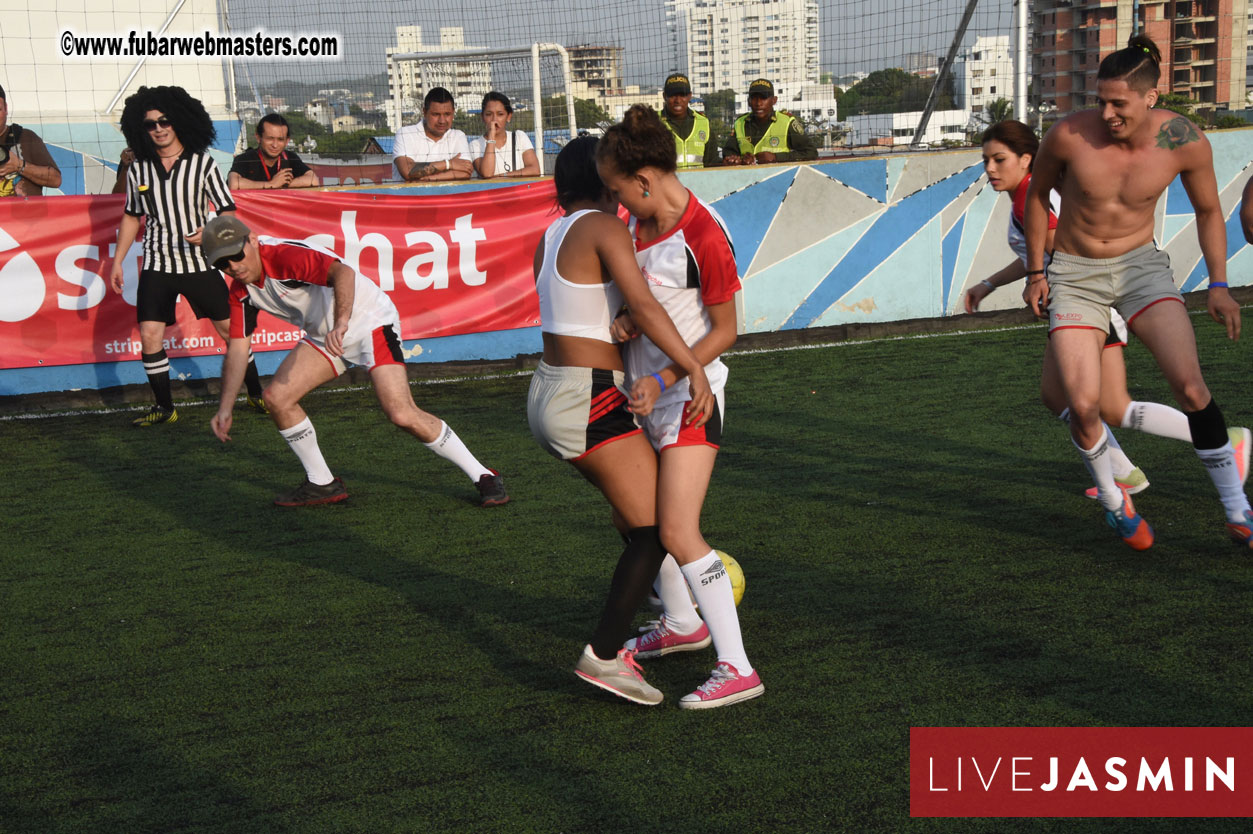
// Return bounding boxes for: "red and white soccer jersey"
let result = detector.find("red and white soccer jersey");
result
[1008,172,1060,268]
[624,192,741,406]
[227,236,402,371]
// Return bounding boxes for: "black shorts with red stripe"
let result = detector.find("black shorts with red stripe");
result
[586,369,639,453]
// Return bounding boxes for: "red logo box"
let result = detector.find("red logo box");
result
[911,727,1253,817]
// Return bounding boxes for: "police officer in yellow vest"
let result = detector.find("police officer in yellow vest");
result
[723,78,817,166]
[660,74,719,169]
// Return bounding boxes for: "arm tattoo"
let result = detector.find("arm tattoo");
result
[1155,116,1201,150]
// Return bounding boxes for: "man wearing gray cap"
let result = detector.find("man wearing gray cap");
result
[659,74,720,169]
[201,215,509,508]
[722,78,816,166]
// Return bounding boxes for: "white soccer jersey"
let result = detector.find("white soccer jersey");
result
[227,237,398,344]
[624,192,741,405]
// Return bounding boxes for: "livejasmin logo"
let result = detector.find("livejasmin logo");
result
[910,727,1253,818]
[927,754,1235,793]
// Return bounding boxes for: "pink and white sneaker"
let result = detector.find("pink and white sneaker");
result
[574,645,662,706]
[678,662,765,710]
[624,618,712,659]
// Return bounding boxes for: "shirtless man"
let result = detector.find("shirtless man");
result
[1024,35,1251,550]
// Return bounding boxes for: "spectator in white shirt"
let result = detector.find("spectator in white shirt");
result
[469,92,540,179]
[393,87,473,182]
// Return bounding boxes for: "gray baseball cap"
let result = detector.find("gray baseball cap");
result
[202,215,252,267]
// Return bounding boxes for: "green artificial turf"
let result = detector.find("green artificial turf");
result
[2,318,1251,833]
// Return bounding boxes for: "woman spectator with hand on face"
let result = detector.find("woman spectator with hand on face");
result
[470,92,540,179]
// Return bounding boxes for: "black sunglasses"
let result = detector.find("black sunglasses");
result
[213,251,246,272]
[143,117,173,132]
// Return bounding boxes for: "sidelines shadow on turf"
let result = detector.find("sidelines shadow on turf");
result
[49,403,679,826]
[0,718,297,834]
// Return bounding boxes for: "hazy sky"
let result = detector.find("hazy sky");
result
[226,0,1016,88]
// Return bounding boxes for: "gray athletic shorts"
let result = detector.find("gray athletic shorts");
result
[1046,243,1182,335]
[527,361,641,461]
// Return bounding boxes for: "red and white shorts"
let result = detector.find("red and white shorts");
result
[640,389,724,451]
[304,320,404,376]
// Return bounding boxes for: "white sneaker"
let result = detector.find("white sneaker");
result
[574,645,663,706]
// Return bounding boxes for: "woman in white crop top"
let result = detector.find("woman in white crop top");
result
[527,135,713,706]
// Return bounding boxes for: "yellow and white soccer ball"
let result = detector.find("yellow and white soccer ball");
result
[653,550,747,612]
[717,550,746,607]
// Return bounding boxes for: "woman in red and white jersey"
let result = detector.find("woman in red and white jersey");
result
[528,136,714,707]
[964,120,1244,497]
[595,105,763,710]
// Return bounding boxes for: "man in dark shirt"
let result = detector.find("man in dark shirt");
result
[229,114,318,190]
[722,78,817,166]
[659,74,720,169]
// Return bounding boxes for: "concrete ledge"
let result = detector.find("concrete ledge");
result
[5,286,1248,416]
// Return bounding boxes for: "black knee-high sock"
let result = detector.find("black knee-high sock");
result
[590,525,666,660]
[244,352,263,398]
[141,350,173,410]
[1185,397,1228,450]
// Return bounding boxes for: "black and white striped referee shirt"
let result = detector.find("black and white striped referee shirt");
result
[124,150,235,274]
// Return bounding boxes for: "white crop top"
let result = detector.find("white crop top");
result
[536,209,624,342]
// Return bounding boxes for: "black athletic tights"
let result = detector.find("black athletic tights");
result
[589,525,667,660]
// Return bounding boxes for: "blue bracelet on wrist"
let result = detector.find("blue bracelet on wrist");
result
[1208,282,1229,288]
[650,372,666,393]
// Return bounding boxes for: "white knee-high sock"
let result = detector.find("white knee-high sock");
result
[1062,409,1135,479]
[423,421,491,481]
[654,554,702,634]
[1196,442,1251,522]
[1075,426,1122,512]
[280,417,335,485]
[1122,401,1192,443]
[681,550,752,675]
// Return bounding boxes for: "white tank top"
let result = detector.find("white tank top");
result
[536,209,624,342]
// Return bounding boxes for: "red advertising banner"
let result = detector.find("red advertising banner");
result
[0,181,556,370]
[911,727,1253,817]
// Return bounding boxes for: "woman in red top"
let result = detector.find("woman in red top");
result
[597,106,763,710]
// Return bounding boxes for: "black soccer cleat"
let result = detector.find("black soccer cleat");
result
[274,477,348,507]
[475,470,509,507]
[132,406,178,427]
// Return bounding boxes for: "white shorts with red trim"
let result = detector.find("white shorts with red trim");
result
[640,389,725,451]
[303,320,405,376]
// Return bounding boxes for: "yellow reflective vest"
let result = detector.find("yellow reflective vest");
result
[663,112,711,169]
[733,112,795,155]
